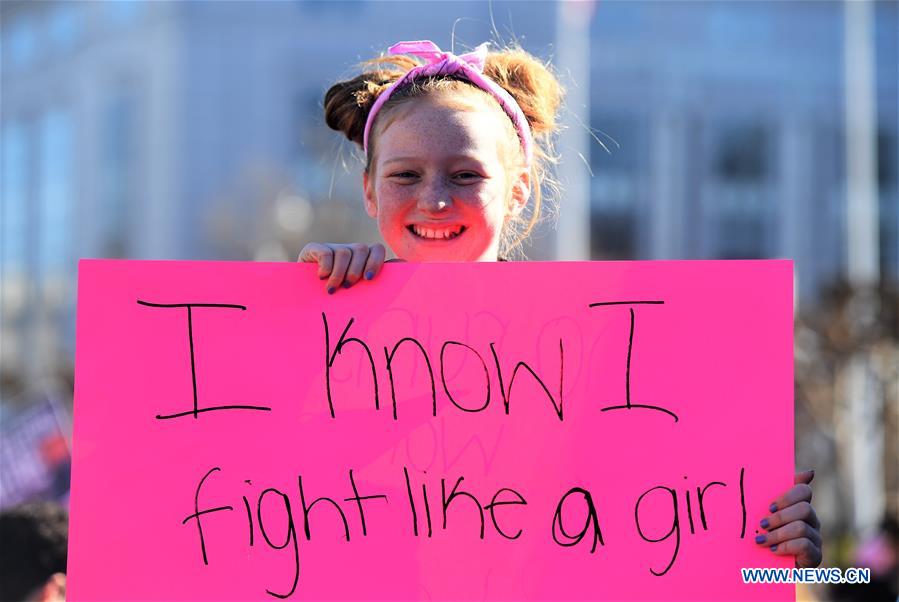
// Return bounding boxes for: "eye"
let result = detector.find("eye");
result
[453,171,483,181]
[389,171,418,179]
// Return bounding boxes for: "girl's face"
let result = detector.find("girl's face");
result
[363,93,530,261]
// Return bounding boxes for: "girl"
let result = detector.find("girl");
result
[299,39,823,569]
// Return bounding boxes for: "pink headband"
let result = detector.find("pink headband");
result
[362,40,534,165]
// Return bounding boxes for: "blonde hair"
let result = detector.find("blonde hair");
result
[324,44,564,258]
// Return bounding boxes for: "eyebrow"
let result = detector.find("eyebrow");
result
[382,154,485,166]
[382,157,418,166]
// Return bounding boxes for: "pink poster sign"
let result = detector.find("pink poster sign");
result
[69,259,794,600]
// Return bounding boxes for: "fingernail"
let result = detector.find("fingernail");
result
[755,535,766,544]
[760,518,770,529]
[769,503,778,513]
[327,287,335,295]
[364,271,374,280]
[342,281,351,288]
[770,544,777,552]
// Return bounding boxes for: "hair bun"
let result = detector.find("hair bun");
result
[323,56,421,146]
[484,48,563,139]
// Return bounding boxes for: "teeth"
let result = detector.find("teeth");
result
[410,225,464,240]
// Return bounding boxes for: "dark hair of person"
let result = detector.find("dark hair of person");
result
[0,501,68,601]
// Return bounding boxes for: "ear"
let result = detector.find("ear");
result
[362,170,378,218]
[507,167,531,217]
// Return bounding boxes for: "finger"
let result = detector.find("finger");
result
[298,243,334,280]
[757,519,822,549]
[794,469,815,486]
[326,247,352,294]
[761,500,820,531]
[768,537,822,568]
[769,483,813,515]
[364,244,387,281]
[342,244,371,288]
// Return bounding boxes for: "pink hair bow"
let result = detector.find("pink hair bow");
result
[362,40,534,165]
[387,40,489,71]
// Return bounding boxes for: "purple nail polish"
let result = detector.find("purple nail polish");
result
[327,287,335,295]
[365,271,374,280]
[342,281,351,288]
[760,518,770,529]
[770,544,777,552]
[755,535,765,544]
[769,503,778,513]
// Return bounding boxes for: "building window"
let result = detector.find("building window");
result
[707,122,774,259]
[99,94,136,257]
[48,3,81,51]
[878,129,896,190]
[590,111,644,259]
[879,129,898,279]
[104,0,144,27]
[714,124,769,183]
[5,18,36,68]
[291,90,349,200]
[296,0,367,17]
[37,111,74,279]
[1,122,30,275]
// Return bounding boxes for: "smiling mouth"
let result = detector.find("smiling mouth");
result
[407,224,467,240]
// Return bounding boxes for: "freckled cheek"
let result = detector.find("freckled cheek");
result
[459,182,504,210]
[373,187,412,226]
[379,214,409,246]
[474,189,509,231]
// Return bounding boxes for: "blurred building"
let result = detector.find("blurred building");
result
[2,3,898,591]
[0,0,557,388]
[587,0,897,292]
[1,0,896,388]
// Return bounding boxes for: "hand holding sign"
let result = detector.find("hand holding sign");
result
[760,470,822,567]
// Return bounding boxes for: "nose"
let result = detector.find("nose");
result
[417,179,453,214]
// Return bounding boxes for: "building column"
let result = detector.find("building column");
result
[649,108,686,259]
[777,114,810,307]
